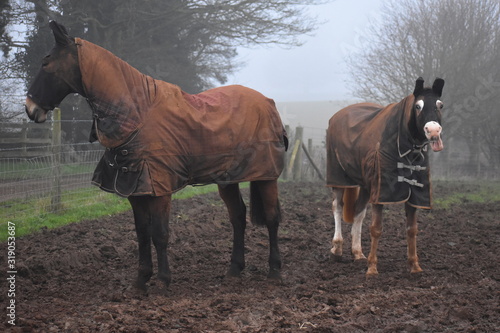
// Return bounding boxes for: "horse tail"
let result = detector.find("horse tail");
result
[250,181,266,226]
[283,127,289,151]
[342,187,359,223]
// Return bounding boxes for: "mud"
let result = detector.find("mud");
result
[2,181,499,332]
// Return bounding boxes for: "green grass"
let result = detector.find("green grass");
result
[432,180,500,209]
[1,188,130,240]
[0,183,251,241]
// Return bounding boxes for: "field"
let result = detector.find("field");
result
[2,181,499,332]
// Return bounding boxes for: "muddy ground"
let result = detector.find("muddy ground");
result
[2,181,499,332]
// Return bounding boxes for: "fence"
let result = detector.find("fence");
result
[283,125,326,182]
[0,119,52,158]
[0,109,105,229]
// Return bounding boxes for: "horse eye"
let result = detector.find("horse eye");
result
[42,56,50,67]
[415,105,421,110]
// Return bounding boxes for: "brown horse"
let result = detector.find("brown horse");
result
[326,77,445,275]
[26,21,288,291]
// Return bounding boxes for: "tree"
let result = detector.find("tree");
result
[19,0,325,92]
[1,0,326,142]
[0,0,11,56]
[346,0,500,177]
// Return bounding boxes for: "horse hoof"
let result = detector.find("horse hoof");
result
[133,280,149,295]
[158,273,172,288]
[353,253,367,261]
[366,267,379,276]
[226,262,244,278]
[330,247,343,257]
[410,266,423,274]
[267,269,282,283]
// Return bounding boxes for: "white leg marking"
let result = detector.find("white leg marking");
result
[351,208,367,260]
[331,197,343,256]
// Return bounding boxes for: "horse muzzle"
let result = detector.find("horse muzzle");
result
[25,97,49,123]
[424,121,443,152]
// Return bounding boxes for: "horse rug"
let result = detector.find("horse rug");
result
[326,100,433,209]
[75,39,287,197]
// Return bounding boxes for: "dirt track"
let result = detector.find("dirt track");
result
[2,181,499,332]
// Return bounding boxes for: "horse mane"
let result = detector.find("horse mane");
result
[394,93,421,157]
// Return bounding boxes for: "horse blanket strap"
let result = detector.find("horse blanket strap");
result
[76,39,287,197]
[397,162,427,171]
[326,99,433,209]
[398,176,424,188]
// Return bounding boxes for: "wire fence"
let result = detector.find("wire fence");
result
[0,111,108,230]
[0,145,105,227]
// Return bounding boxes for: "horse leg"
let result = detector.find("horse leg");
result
[351,208,367,260]
[405,203,423,273]
[366,203,383,275]
[128,195,172,290]
[331,188,344,257]
[250,180,282,281]
[150,196,172,286]
[218,183,247,278]
[351,189,369,260]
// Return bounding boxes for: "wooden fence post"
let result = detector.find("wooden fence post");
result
[293,126,303,180]
[307,138,313,179]
[51,108,62,212]
[21,119,28,156]
[301,142,325,181]
[282,124,291,180]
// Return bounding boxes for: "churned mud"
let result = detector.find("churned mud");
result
[2,181,499,332]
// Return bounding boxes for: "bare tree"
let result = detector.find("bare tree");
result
[346,0,500,177]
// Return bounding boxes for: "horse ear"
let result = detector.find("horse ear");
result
[432,78,445,97]
[49,21,72,46]
[413,77,425,96]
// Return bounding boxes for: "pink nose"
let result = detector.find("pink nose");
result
[424,121,441,140]
[424,121,444,152]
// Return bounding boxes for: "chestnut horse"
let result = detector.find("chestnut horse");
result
[26,21,288,291]
[326,77,445,275]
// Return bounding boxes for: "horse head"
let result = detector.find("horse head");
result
[25,21,84,123]
[411,77,445,152]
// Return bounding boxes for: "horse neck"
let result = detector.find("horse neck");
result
[76,38,157,147]
[395,94,427,154]
[77,38,154,115]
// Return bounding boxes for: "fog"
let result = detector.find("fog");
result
[228,0,383,103]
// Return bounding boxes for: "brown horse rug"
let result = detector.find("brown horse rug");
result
[326,98,433,209]
[75,39,287,197]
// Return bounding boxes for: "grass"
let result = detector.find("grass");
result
[0,183,236,241]
[432,180,500,209]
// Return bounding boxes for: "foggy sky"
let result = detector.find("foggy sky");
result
[227,0,383,102]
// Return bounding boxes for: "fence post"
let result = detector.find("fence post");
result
[21,119,28,156]
[282,124,291,180]
[301,142,325,181]
[293,126,303,180]
[51,108,62,212]
[307,138,313,179]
